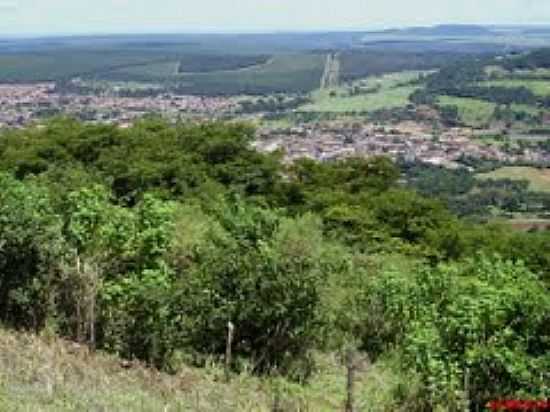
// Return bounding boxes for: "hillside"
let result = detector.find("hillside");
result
[0,328,408,411]
[375,24,493,37]
[0,327,266,411]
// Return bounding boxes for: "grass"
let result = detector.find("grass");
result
[510,103,541,116]
[109,61,181,78]
[484,79,550,96]
[0,328,411,411]
[299,71,422,113]
[477,166,550,193]
[437,96,496,127]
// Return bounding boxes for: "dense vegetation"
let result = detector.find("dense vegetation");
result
[339,51,455,82]
[1,119,549,410]
[405,48,550,129]
[401,162,550,218]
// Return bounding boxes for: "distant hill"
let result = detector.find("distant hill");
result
[370,24,493,37]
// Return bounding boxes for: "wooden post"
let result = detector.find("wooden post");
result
[272,389,282,412]
[345,349,356,412]
[463,367,470,412]
[225,321,235,382]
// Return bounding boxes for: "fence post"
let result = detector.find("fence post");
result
[225,321,235,382]
[345,348,356,412]
[463,367,471,412]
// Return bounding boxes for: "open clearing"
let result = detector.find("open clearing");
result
[300,71,422,113]
[477,166,550,193]
[484,79,550,96]
[437,96,496,127]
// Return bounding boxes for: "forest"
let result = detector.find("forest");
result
[0,118,549,410]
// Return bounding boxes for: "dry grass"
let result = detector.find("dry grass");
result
[0,328,269,411]
[477,166,550,193]
[0,328,408,411]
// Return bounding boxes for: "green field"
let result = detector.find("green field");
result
[437,96,496,127]
[175,54,326,95]
[0,35,327,94]
[484,79,550,96]
[477,166,550,193]
[300,71,422,113]
[108,61,181,78]
[62,53,326,95]
[0,51,165,82]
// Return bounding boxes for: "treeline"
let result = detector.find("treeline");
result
[237,95,311,114]
[339,50,456,82]
[0,119,549,409]
[503,48,550,70]
[411,50,550,112]
[402,162,550,218]
[177,54,269,74]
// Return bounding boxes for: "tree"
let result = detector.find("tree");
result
[0,174,65,330]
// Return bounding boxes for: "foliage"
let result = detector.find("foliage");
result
[2,119,550,409]
[363,256,550,409]
[0,174,64,330]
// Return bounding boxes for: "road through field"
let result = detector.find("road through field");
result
[320,53,340,89]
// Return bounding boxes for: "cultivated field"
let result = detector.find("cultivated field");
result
[437,96,496,127]
[484,79,550,96]
[300,71,422,113]
[477,166,550,193]
[172,53,326,95]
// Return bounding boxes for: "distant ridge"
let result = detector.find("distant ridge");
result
[368,24,493,37]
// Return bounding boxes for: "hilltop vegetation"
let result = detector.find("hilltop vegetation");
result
[0,119,549,410]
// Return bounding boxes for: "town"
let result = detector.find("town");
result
[0,83,237,128]
[3,81,550,169]
[255,121,550,167]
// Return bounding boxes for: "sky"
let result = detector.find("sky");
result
[2,0,550,35]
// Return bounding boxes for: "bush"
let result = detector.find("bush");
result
[362,255,550,409]
[172,207,330,377]
[0,174,65,330]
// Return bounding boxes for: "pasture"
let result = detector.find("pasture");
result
[477,166,550,193]
[300,71,422,113]
[484,79,550,96]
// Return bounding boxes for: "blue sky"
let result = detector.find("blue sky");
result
[1,0,550,35]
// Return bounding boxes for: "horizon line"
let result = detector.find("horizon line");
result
[2,22,550,40]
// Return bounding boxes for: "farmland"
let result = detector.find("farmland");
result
[168,53,326,95]
[299,71,422,113]
[437,96,496,127]
[477,166,550,193]
[484,79,550,97]
[339,50,454,82]
[2,28,549,95]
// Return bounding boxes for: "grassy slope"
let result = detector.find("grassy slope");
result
[484,79,550,96]
[300,71,421,113]
[477,166,550,193]
[437,96,496,127]
[0,328,408,412]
